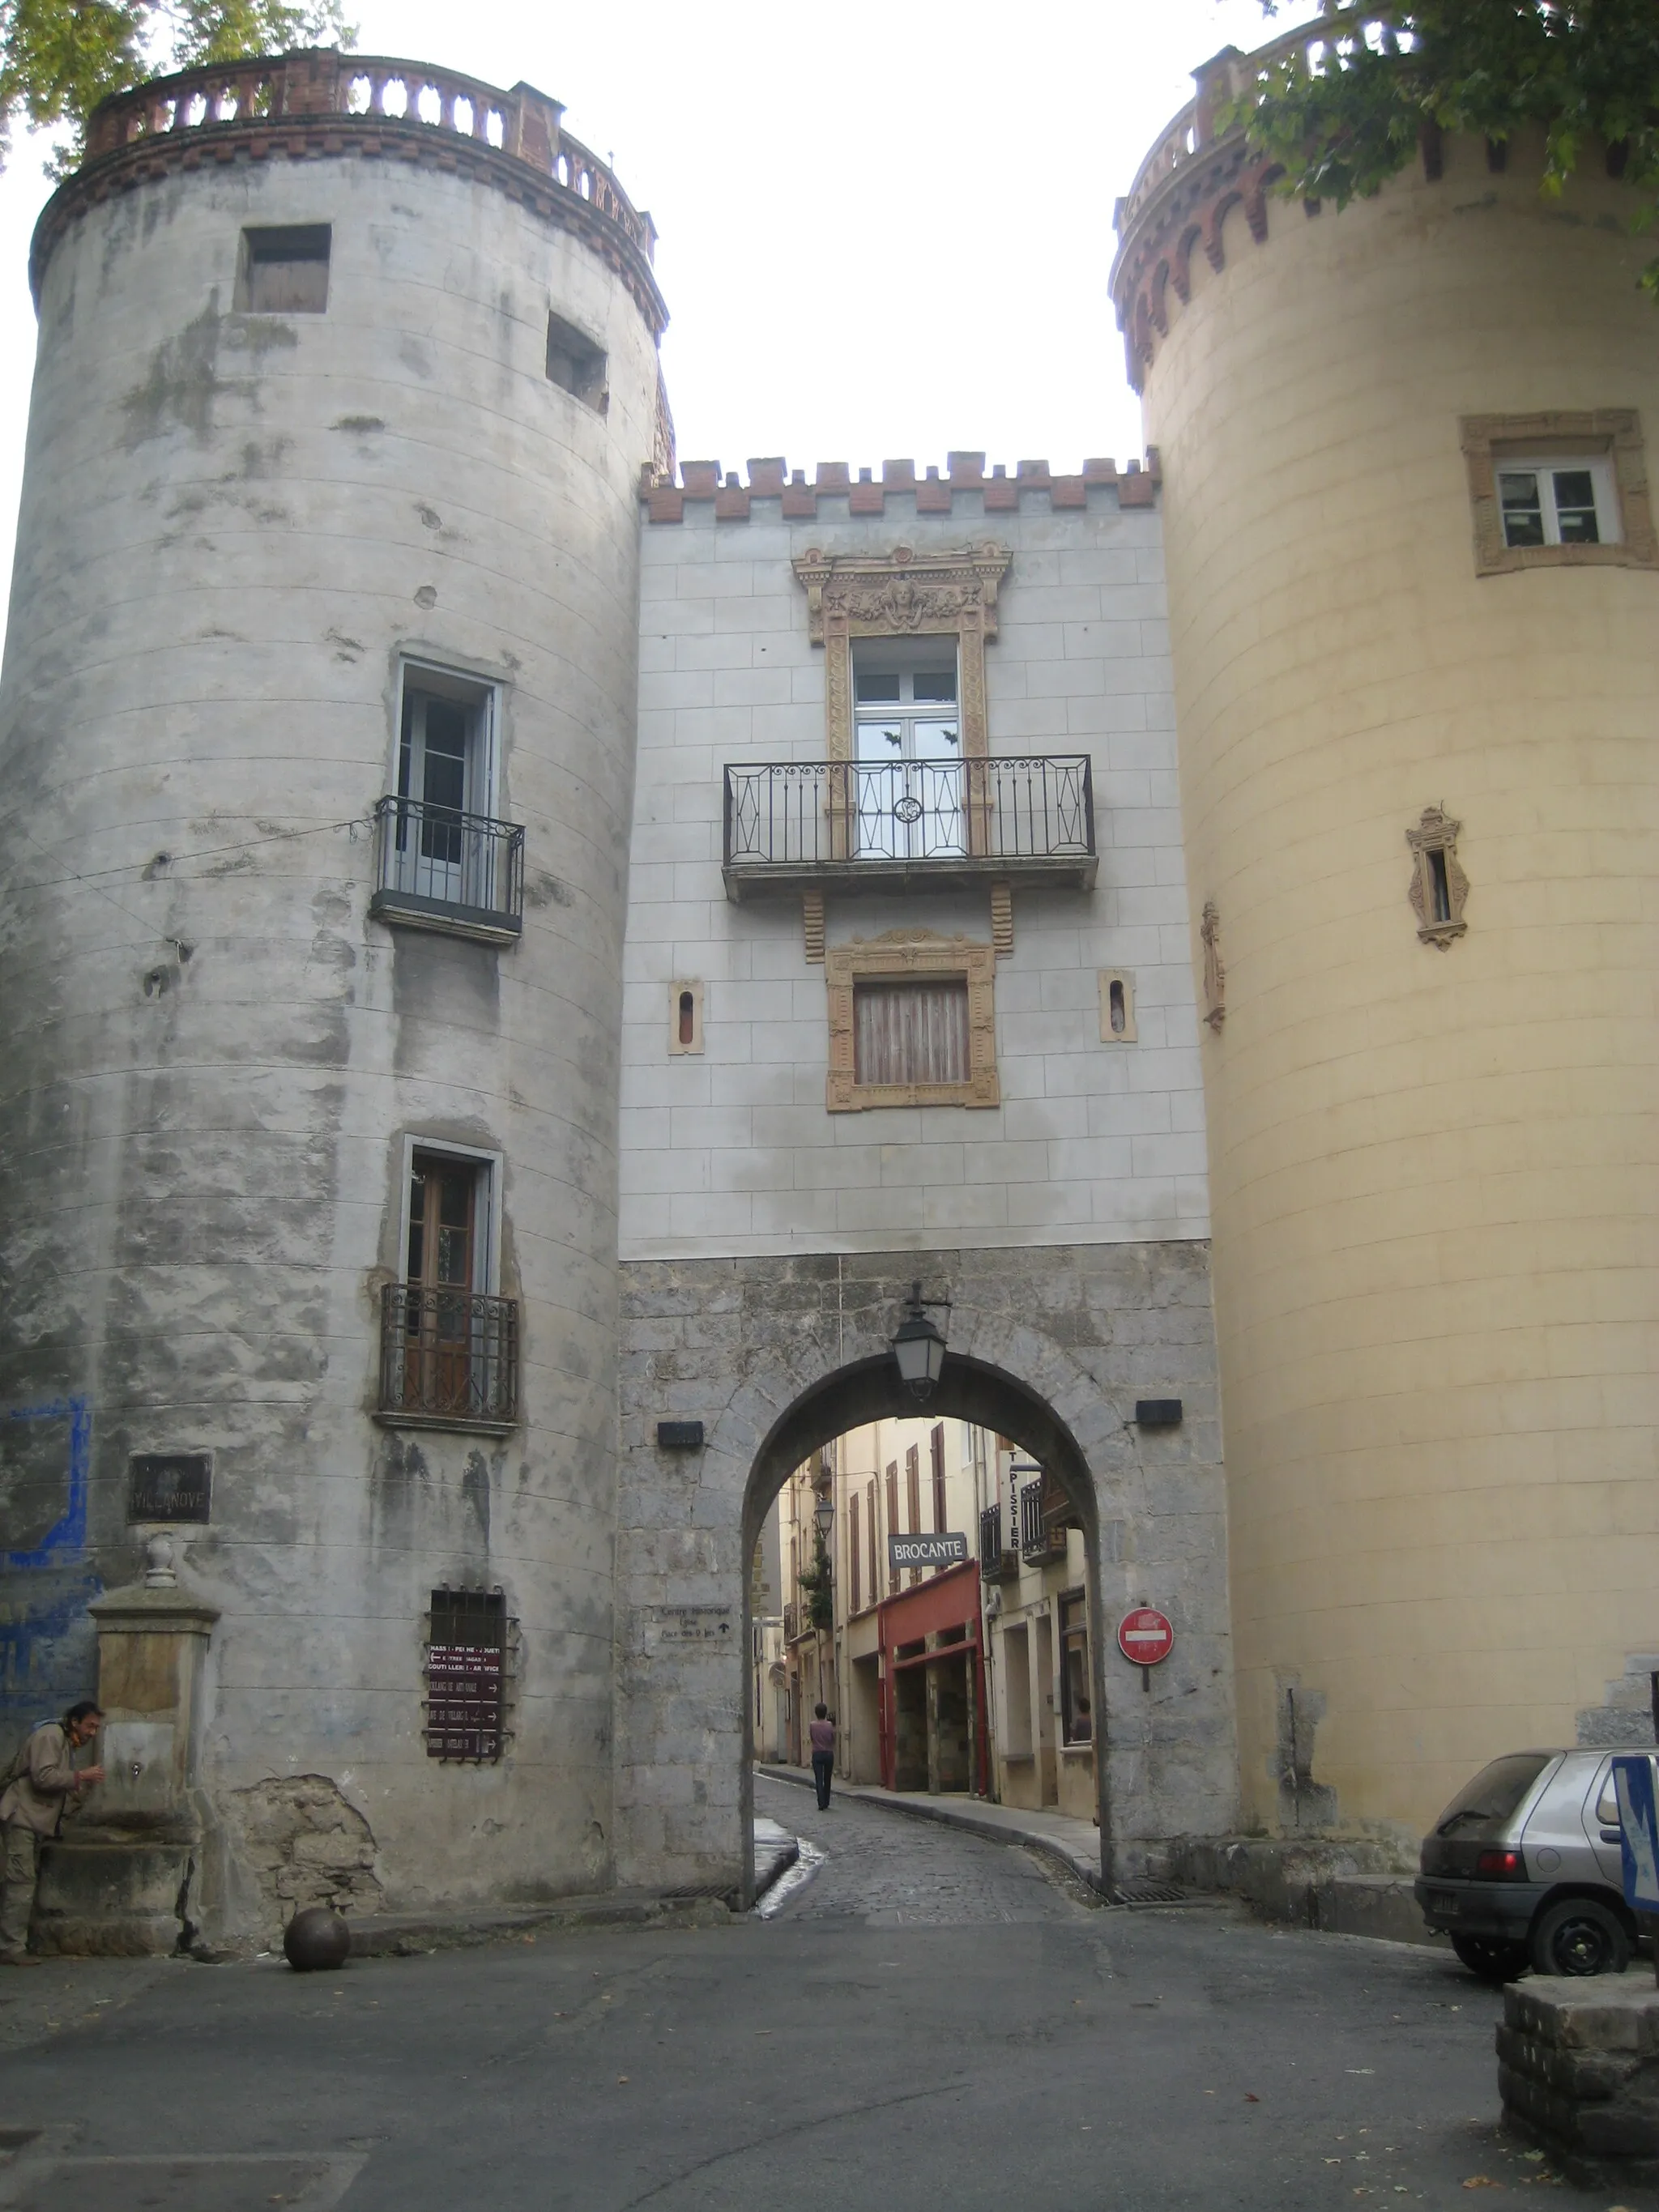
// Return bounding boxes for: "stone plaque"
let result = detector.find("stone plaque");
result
[642,1604,734,1646]
[127,1452,211,1524]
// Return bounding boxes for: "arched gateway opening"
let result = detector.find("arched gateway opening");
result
[612,1247,1231,1909]
[737,1353,1108,1905]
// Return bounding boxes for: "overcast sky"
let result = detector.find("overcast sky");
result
[0,0,1274,638]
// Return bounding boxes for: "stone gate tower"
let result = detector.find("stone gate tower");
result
[1112,13,1659,1846]
[0,51,666,1944]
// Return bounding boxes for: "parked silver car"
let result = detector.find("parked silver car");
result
[1415,1748,1653,1982]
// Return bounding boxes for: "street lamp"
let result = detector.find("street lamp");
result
[812,1490,834,1545]
[890,1281,950,1403]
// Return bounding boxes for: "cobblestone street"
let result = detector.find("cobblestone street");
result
[755,1773,1082,1924]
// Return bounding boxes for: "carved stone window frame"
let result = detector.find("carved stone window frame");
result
[825,927,1000,1111]
[792,541,1012,768]
[1461,410,1658,577]
[1406,807,1469,948]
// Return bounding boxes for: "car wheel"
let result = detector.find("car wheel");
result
[1451,1934,1531,1984]
[1529,1897,1631,1978]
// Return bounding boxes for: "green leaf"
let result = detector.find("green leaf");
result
[1230,1,1659,296]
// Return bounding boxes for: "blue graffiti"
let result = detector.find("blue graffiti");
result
[0,1571,103,1729]
[3,1396,91,1570]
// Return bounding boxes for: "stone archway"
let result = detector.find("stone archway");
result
[735,1350,1110,1903]
[612,1246,1234,1904]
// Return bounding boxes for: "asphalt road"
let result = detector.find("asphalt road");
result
[0,1777,1641,2211]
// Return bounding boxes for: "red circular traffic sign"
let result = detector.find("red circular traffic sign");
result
[1117,1607,1174,1666]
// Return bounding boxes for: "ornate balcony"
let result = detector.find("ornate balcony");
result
[369,795,525,944]
[377,1285,518,1431]
[722,755,1097,901]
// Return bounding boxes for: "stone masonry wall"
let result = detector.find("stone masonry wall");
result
[612,1241,1235,1892]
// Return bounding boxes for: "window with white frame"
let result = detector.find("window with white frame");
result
[851,638,964,860]
[1495,454,1619,549]
[1461,412,1658,577]
[385,663,505,910]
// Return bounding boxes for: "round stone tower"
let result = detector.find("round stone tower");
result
[1112,16,1659,1846]
[0,50,667,1946]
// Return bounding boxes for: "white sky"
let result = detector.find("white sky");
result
[0,0,1273,642]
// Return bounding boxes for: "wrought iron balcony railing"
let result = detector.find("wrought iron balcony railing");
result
[722,755,1097,899]
[369,795,525,943]
[979,1504,1020,1582]
[1018,1477,1068,1565]
[378,1284,518,1428]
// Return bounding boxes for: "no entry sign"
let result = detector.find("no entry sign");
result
[1118,1607,1174,1667]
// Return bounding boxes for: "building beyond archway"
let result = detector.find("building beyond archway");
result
[612,1248,1235,1903]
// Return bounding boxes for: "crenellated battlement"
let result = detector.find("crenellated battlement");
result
[638,451,1162,523]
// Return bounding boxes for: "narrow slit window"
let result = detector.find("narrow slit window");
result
[667,978,704,1055]
[238,224,331,313]
[546,310,608,410]
[1406,808,1469,948]
[425,1588,507,1761]
[1098,970,1137,1044]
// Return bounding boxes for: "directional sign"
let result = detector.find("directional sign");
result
[1612,1754,1659,1912]
[889,1532,969,1571]
[1117,1607,1174,1666]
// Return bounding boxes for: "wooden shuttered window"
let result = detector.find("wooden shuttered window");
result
[867,1478,878,1609]
[852,980,970,1088]
[931,1423,947,1532]
[886,1462,899,1595]
[906,1445,922,1587]
[850,1491,861,1616]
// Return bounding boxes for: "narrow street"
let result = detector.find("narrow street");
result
[753,1772,1081,1924]
[0,1787,1636,2212]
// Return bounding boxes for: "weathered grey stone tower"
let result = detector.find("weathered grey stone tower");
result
[0,49,667,1946]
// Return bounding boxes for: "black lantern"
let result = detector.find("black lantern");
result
[812,1490,834,1545]
[890,1281,950,1402]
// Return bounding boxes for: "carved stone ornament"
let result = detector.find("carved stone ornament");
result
[1405,807,1469,948]
[1200,900,1226,1031]
[793,543,1011,765]
[825,927,999,1112]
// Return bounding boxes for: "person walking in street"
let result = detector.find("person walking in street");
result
[809,1703,836,1810]
[0,1699,104,1963]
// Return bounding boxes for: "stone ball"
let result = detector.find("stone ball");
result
[283,1906,352,1971]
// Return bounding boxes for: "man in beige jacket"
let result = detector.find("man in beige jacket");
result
[0,1700,104,1963]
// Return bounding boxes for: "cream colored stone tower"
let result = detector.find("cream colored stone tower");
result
[1112,15,1659,1846]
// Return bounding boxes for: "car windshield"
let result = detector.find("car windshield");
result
[1434,1753,1554,1838]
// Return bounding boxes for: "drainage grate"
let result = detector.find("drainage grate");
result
[1111,1878,1190,1906]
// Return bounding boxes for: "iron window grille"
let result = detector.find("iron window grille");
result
[378,1283,518,1428]
[424,1587,518,1762]
[370,795,525,942]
